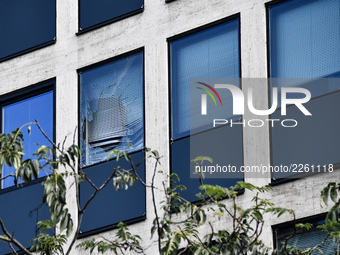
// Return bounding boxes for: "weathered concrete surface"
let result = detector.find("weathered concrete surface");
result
[0,0,337,253]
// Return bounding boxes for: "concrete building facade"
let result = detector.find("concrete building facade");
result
[0,0,339,254]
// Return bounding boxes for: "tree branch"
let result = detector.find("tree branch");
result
[65,168,118,255]
[129,157,152,188]
[0,170,15,181]
[0,218,32,255]
[150,156,162,253]
[9,242,19,255]
[35,120,76,173]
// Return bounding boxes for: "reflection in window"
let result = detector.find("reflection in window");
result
[2,90,54,189]
[80,51,144,167]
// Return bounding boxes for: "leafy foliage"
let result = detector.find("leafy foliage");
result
[30,221,67,255]
[0,124,79,255]
[77,222,142,254]
[0,124,340,255]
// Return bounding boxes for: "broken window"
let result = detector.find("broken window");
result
[80,51,144,167]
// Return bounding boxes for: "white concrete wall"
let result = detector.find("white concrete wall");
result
[0,0,338,253]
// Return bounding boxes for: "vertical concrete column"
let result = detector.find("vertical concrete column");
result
[240,2,275,249]
[240,2,271,186]
[55,0,79,252]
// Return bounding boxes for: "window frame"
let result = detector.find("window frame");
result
[167,13,242,141]
[0,0,56,63]
[167,14,244,203]
[77,48,146,236]
[272,213,332,251]
[266,0,340,184]
[77,47,145,168]
[0,79,56,192]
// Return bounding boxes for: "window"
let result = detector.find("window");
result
[79,51,144,167]
[0,81,54,255]
[0,0,56,62]
[268,0,340,181]
[169,17,243,202]
[79,50,145,235]
[79,0,144,32]
[274,215,337,254]
[1,85,54,189]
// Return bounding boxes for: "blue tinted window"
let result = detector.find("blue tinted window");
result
[269,0,340,97]
[1,90,54,188]
[276,218,337,254]
[80,151,145,234]
[0,181,50,254]
[79,51,145,234]
[80,51,144,167]
[269,0,340,180]
[0,0,56,61]
[170,18,243,201]
[79,0,143,31]
[171,19,240,140]
[270,0,340,79]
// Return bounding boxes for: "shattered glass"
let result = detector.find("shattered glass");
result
[80,52,144,167]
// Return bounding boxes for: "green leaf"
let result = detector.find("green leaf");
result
[321,185,330,206]
[191,156,213,163]
[107,150,118,161]
[32,159,40,179]
[330,185,338,203]
[60,212,70,233]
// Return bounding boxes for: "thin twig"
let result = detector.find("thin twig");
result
[85,175,99,191]
[61,136,67,153]
[0,218,32,255]
[80,168,117,214]
[129,157,152,188]
[73,126,77,146]
[65,168,118,255]
[9,242,19,255]
[0,170,15,181]
[35,120,76,173]
[301,233,330,254]
[35,120,61,154]
[151,156,162,253]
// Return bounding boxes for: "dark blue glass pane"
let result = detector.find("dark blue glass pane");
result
[80,52,144,167]
[0,183,50,255]
[2,91,54,188]
[0,0,56,61]
[171,18,240,140]
[272,91,340,179]
[80,151,145,234]
[79,0,143,30]
[171,126,243,202]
